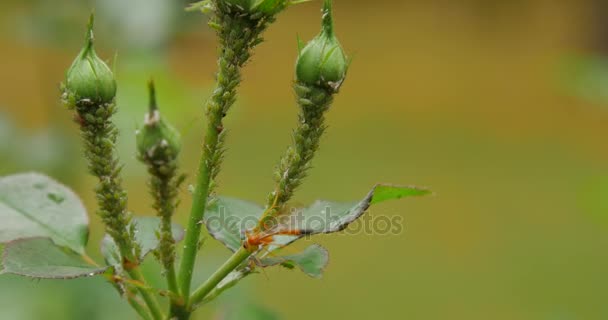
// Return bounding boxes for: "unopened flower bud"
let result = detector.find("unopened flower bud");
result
[64,15,116,105]
[223,0,289,16]
[136,81,181,163]
[295,0,348,91]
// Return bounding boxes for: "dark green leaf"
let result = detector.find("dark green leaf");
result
[204,184,428,279]
[260,244,329,278]
[293,184,430,235]
[0,173,89,253]
[204,197,264,252]
[1,238,106,279]
[100,216,184,267]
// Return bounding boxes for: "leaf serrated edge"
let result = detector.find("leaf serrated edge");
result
[0,237,107,279]
[301,183,432,235]
[258,244,329,279]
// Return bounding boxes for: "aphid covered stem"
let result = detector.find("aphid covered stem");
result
[63,15,163,320]
[259,0,347,228]
[136,81,184,309]
[258,84,333,229]
[176,1,279,312]
[188,0,348,312]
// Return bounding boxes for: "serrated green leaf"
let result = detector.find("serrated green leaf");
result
[370,184,431,205]
[204,197,264,252]
[203,197,303,252]
[204,184,427,284]
[0,173,89,253]
[205,184,429,251]
[293,184,430,235]
[1,238,106,279]
[100,216,184,267]
[260,244,329,278]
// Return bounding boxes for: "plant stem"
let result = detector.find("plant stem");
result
[259,84,334,228]
[75,101,163,320]
[189,247,252,308]
[176,100,221,308]
[139,81,182,302]
[127,295,154,320]
[176,2,272,308]
[148,166,181,297]
[187,85,335,310]
[127,268,164,320]
[109,281,153,320]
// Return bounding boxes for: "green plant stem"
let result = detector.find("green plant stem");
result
[148,166,180,297]
[188,85,335,310]
[153,169,185,318]
[259,83,334,228]
[189,247,252,308]
[75,101,163,320]
[176,3,272,310]
[127,268,164,320]
[109,281,153,320]
[139,80,182,303]
[176,106,221,305]
[127,295,154,320]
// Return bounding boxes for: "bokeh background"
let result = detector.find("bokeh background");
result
[1,0,608,319]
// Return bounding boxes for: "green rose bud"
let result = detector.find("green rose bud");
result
[223,0,252,10]
[253,0,288,15]
[136,81,181,163]
[222,0,290,16]
[295,0,348,91]
[64,15,116,105]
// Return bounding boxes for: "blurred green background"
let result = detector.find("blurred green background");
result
[1,0,608,319]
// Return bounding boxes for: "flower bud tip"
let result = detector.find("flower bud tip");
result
[295,0,348,91]
[64,14,116,105]
[137,83,181,162]
[148,79,158,113]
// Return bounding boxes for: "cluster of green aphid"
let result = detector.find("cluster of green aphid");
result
[61,16,140,264]
[136,81,184,292]
[60,0,349,318]
[261,0,348,227]
[202,0,284,196]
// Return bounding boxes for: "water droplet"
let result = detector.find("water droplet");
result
[47,193,65,204]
